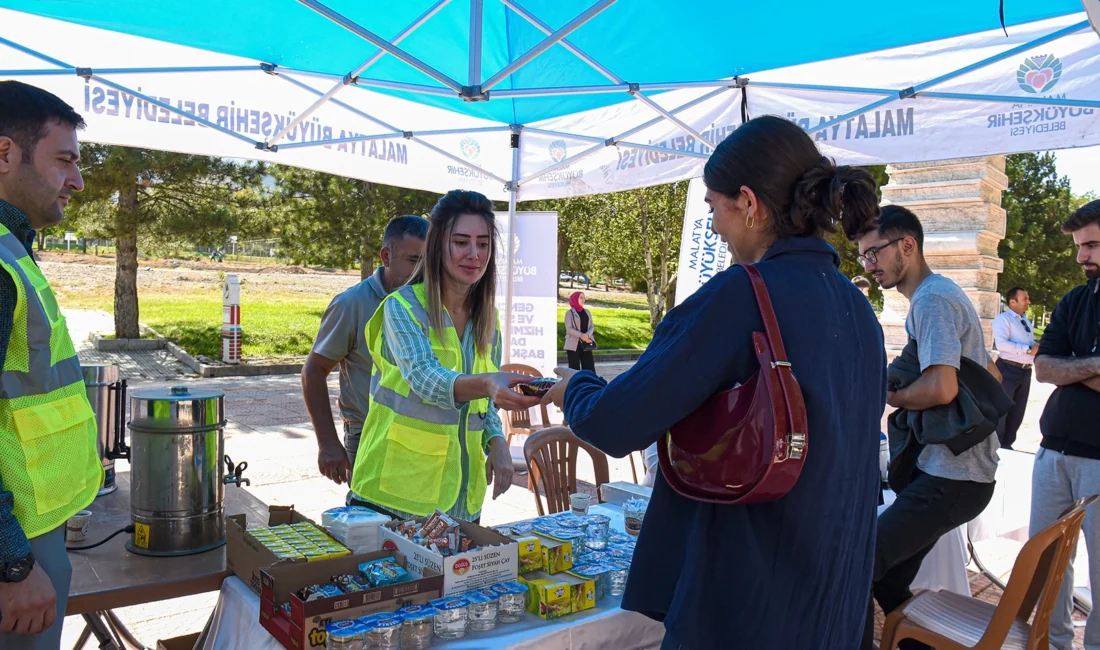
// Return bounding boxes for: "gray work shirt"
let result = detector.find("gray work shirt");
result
[905,274,999,483]
[311,267,388,432]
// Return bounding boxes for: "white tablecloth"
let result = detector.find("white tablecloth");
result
[879,490,971,596]
[200,576,664,650]
[204,503,663,650]
[968,448,1035,543]
[878,447,1037,597]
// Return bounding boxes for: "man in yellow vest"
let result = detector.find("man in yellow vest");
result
[0,81,102,646]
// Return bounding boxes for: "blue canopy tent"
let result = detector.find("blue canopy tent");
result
[1,0,1097,356]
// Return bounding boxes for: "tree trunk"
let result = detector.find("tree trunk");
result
[637,190,662,330]
[114,184,141,339]
[360,230,373,281]
[36,231,44,252]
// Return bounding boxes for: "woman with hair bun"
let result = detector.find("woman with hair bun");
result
[543,115,888,649]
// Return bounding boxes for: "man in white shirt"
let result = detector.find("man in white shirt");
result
[992,286,1036,450]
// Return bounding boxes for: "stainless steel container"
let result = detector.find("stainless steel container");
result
[122,385,248,557]
[80,365,126,497]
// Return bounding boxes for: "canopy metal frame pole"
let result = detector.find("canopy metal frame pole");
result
[297,0,463,93]
[276,125,512,150]
[0,65,261,76]
[503,125,521,365]
[266,0,451,148]
[500,0,720,149]
[277,72,509,183]
[524,126,713,158]
[517,86,729,187]
[469,0,483,88]
[806,18,1090,135]
[481,0,618,93]
[0,37,261,147]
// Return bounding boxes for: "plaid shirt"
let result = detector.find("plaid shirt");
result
[0,198,38,563]
[351,297,504,522]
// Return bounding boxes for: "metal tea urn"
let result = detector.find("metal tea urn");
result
[80,364,127,496]
[116,385,249,556]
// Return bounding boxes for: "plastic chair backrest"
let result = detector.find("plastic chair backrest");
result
[983,494,1098,649]
[523,426,610,516]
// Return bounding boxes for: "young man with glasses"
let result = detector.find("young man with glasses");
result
[857,205,1001,650]
[1029,199,1100,650]
[991,287,1036,449]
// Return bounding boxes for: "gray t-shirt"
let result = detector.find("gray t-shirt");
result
[905,274,999,483]
[311,267,388,432]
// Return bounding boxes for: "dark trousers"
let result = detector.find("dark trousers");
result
[567,349,596,372]
[994,358,1031,450]
[861,471,995,650]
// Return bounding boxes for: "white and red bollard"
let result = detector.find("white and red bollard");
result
[222,274,241,364]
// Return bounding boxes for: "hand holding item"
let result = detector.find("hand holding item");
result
[542,367,579,409]
[486,373,542,410]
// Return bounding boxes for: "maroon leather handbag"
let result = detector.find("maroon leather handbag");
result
[657,263,809,505]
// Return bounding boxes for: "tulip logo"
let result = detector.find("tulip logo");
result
[459,137,481,161]
[1017,55,1062,94]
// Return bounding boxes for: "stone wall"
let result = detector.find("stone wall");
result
[878,156,1008,354]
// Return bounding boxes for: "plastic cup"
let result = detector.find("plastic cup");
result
[66,510,92,542]
[570,493,592,515]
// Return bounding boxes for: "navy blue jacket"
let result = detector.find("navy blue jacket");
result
[564,236,887,649]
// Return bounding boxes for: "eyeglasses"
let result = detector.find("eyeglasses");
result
[857,238,904,266]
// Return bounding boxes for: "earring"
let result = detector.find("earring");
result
[745,213,755,229]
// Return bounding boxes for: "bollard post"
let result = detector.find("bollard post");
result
[221,274,241,364]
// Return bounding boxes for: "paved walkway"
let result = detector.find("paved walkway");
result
[55,308,1085,648]
[70,309,192,380]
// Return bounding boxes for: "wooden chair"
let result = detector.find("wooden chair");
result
[628,451,647,484]
[523,426,610,516]
[880,494,1100,650]
[499,363,551,445]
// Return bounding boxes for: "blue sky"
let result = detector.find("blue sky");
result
[1056,146,1099,198]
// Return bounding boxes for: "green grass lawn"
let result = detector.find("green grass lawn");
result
[63,293,331,359]
[556,305,651,351]
[63,291,653,358]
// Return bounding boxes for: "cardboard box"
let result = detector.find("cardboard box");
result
[515,535,543,574]
[519,571,596,620]
[227,505,323,595]
[259,549,442,650]
[538,534,574,574]
[156,633,200,650]
[380,519,518,596]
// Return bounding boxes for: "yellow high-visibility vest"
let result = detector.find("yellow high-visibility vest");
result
[0,224,102,538]
[351,283,499,517]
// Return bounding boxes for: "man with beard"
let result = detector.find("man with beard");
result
[1030,199,1100,650]
[857,205,1001,650]
[0,81,101,647]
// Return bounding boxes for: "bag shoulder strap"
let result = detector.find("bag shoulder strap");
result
[735,263,790,364]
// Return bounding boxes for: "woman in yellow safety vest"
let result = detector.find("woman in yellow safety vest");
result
[349,190,541,522]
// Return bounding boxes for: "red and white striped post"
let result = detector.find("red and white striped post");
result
[221,274,241,364]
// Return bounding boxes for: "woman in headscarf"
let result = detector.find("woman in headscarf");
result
[564,291,596,372]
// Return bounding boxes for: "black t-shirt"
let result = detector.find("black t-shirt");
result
[1038,279,1100,458]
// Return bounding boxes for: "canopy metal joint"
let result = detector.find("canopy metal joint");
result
[257,142,277,152]
[627,82,640,94]
[402,131,413,139]
[898,86,917,99]
[504,180,518,192]
[460,84,488,102]
[75,67,92,80]
[733,76,748,88]
[260,63,278,75]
